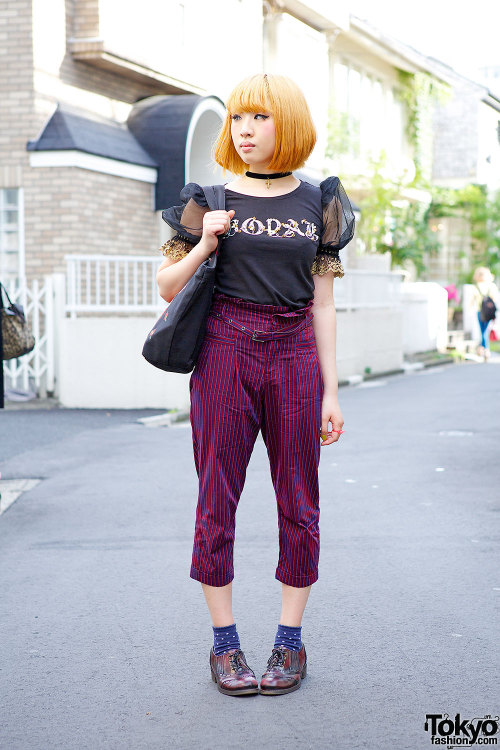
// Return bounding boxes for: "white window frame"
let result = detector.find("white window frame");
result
[0,187,25,282]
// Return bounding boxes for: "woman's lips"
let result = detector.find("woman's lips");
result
[241,144,255,151]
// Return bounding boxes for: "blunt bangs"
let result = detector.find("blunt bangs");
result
[226,76,272,116]
[213,74,317,175]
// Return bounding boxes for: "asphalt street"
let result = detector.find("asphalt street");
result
[0,359,499,750]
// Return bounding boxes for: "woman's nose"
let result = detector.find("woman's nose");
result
[240,118,254,136]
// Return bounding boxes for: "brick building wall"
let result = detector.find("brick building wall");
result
[0,0,169,282]
[24,168,157,280]
[72,0,99,40]
[57,0,162,111]
[0,0,35,177]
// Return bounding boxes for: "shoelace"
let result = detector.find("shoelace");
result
[228,650,244,673]
[266,648,286,670]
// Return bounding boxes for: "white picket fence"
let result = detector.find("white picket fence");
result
[2,276,55,396]
[65,254,163,316]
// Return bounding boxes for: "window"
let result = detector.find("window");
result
[0,188,24,281]
[332,63,405,165]
[331,63,361,158]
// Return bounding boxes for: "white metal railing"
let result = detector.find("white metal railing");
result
[64,255,404,315]
[2,276,55,396]
[65,254,163,316]
[334,269,404,310]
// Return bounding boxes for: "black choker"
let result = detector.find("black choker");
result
[245,171,292,189]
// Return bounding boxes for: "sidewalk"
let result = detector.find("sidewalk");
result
[0,358,498,749]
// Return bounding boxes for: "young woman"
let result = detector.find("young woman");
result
[156,73,355,697]
[470,266,499,361]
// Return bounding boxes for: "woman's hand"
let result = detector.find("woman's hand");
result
[201,209,235,253]
[320,395,344,446]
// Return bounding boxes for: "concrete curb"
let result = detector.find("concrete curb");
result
[137,409,191,428]
[337,353,456,388]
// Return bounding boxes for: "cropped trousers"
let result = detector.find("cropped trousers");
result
[189,291,324,588]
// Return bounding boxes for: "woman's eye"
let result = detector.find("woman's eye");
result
[231,113,269,121]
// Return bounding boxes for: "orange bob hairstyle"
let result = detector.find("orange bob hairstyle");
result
[213,73,317,175]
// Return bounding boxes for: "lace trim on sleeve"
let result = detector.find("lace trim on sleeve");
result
[311,253,345,278]
[160,235,194,261]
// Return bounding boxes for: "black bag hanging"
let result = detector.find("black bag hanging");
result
[0,282,3,409]
[0,282,36,361]
[480,295,497,323]
[475,283,497,322]
[142,184,225,374]
[0,282,37,408]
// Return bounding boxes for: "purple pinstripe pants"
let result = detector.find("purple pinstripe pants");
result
[189,291,324,588]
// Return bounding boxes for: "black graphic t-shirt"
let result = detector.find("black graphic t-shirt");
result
[161,177,356,310]
[216,182,323,308]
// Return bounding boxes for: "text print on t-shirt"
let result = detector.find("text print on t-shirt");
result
[226,216,319,242]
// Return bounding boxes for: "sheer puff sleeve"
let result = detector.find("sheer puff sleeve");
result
[311,176,356,277]
[159,182,210,261]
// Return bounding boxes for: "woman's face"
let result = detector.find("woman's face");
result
[230,111,276,170]
[477,269,491,283]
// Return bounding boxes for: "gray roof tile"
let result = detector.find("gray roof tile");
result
[27,103,158,168]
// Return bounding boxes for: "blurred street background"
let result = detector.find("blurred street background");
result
[1,0,500,748]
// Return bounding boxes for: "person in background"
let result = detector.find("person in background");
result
[471,267,499,361]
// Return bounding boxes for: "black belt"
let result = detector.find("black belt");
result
[210,311,310,342]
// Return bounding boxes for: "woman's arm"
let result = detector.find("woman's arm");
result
[156,208,235,302]
[156,240,213,303]
[311,271,344,446]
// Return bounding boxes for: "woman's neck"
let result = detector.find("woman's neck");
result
[226,172,300,197]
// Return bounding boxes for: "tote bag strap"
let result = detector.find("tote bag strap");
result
[202,184,226,212]
[201,184,226,259]
[0,281,13,308]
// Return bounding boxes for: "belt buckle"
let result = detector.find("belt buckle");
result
[252,330,267,342]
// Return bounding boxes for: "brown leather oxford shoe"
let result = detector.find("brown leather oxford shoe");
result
[259,644,307,695]
[210,648,259,696]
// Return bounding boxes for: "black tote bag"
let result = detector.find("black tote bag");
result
[142,184,225,374]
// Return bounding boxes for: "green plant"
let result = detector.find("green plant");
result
[381,198,440,274]
[395,70,451,183]
[353,152,440,272]
[326,68,452,275]
[430,184,500,280]
[352,152,397,254]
